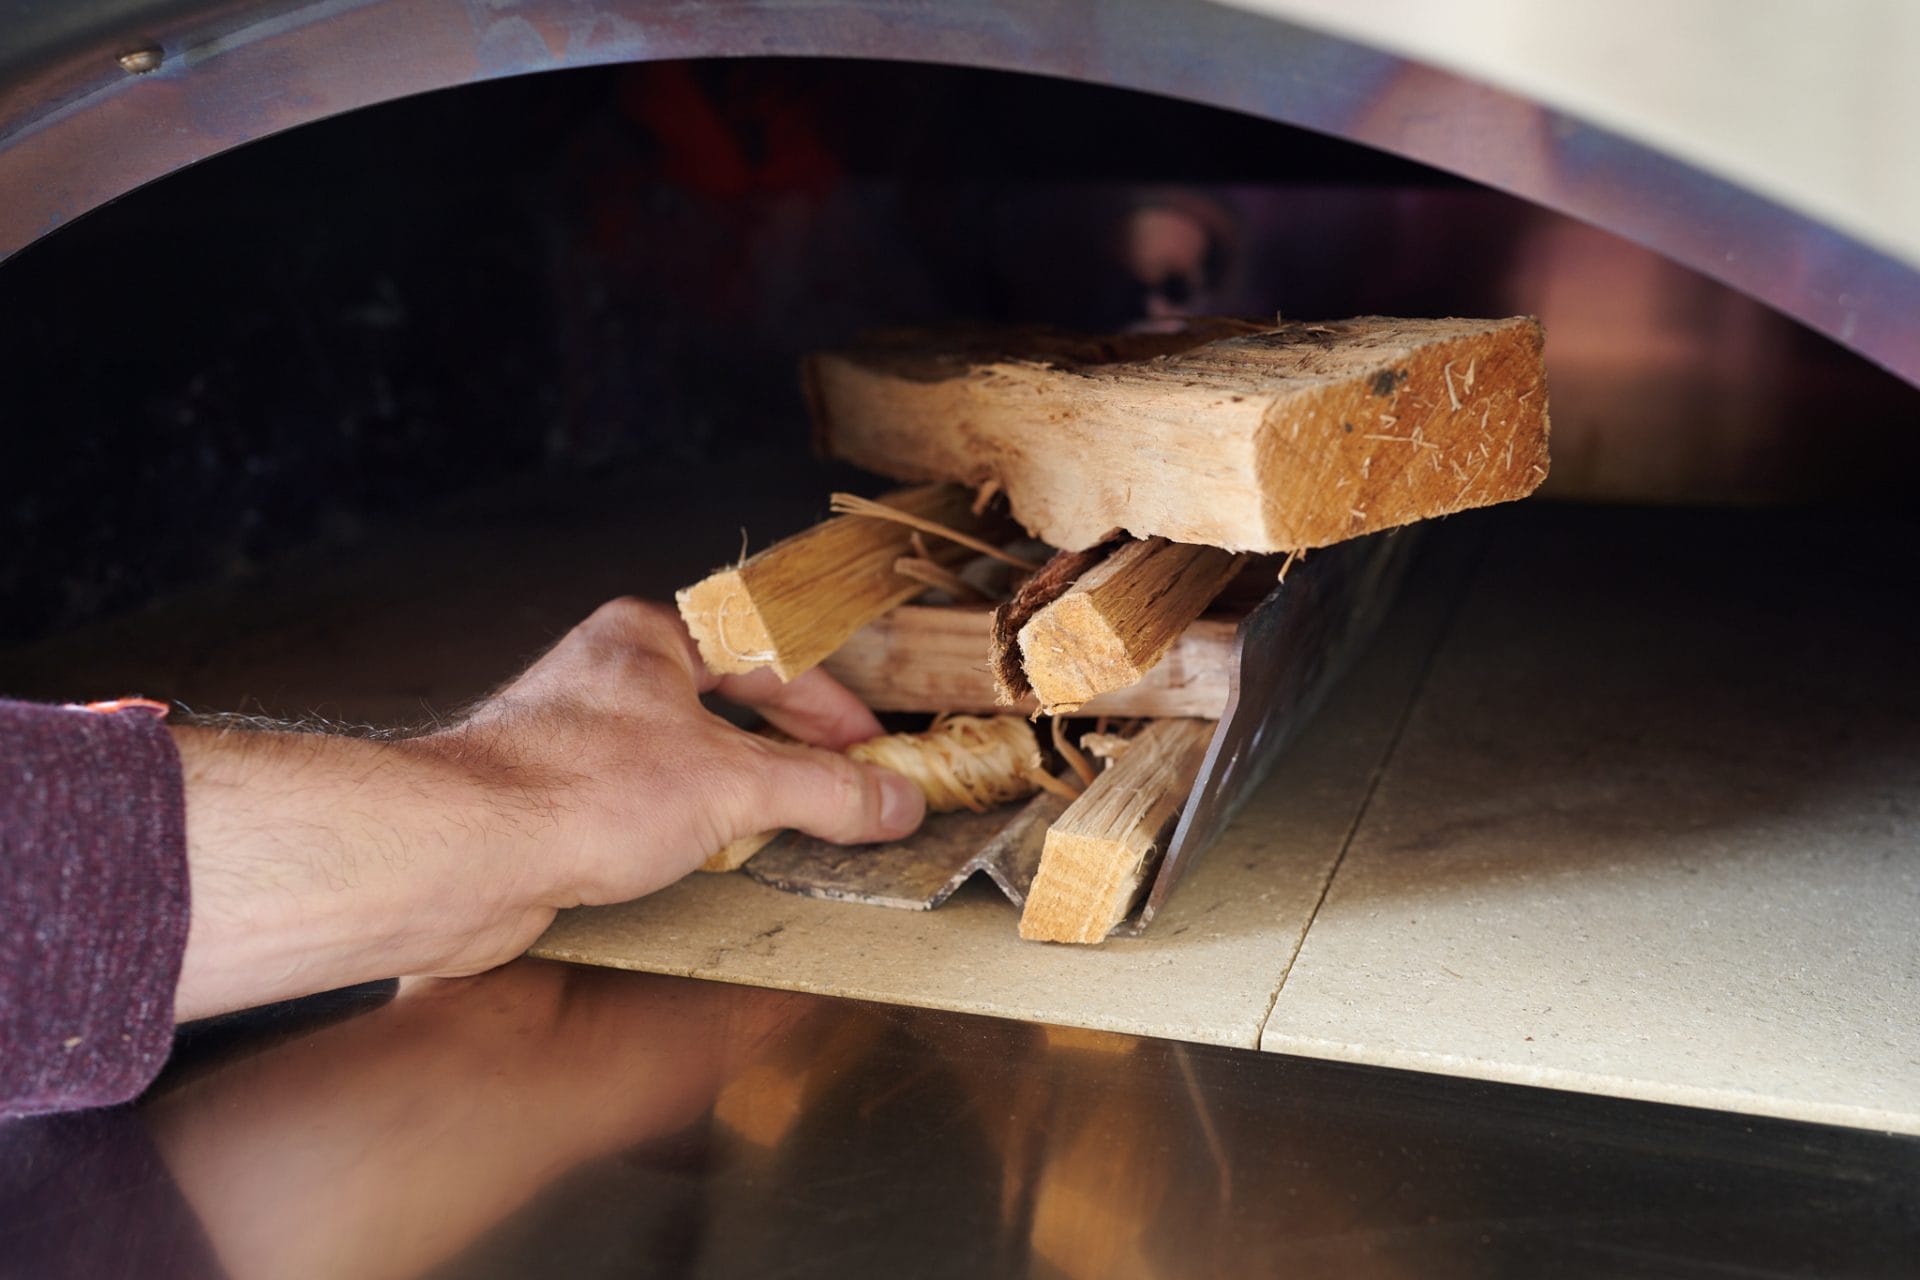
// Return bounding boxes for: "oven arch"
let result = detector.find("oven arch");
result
[3,0,1916,386]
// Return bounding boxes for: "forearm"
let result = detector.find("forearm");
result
[168,596,919,1022]
[171,724,538,1021]
[0,700,186,1115]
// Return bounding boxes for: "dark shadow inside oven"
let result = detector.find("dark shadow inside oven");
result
[4,57,1915,660]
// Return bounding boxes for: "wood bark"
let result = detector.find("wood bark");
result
[808,315,1550,553]
[988,541,1122,705]
[676,484,990,681]
[821,603,1236,719]
[1016,539,1243,714]
[1018,718,1215,944]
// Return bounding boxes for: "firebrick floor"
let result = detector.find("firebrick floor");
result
[7,466,1916,1135]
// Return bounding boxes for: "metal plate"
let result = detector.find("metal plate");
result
[1136,529,1414,929]
[746,787,1069,911]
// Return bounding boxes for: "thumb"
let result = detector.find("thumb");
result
[757,741,926,846]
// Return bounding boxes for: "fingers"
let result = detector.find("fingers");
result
[752,739,925,846]
[714,666,884,750]
[634,596,883,748]
[553,599,884,750]
[475,593,892,785]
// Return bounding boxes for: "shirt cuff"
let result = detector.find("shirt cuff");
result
[1,700,188,1116]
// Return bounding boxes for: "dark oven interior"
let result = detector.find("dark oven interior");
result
[5,58,1916,661]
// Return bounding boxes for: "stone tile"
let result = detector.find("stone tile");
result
[1260,510,1920,1134]
[532,551,1458,1047]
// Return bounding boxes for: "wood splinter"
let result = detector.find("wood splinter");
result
[1019,718,1215,944]
[1017,539,1244,715]
[1078,733,1133,765]
[676,483,997,682]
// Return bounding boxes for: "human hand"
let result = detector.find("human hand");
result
[418,597,926,957]
[172,598,923,1020]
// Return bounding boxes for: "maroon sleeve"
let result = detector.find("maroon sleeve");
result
[1,700,189,1117]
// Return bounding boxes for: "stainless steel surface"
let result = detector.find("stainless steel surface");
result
[2,0,1917,388]
[2,962,1913,1277]
[1140,530,1411,929]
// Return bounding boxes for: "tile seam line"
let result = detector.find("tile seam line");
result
[1250,526,1491,1047]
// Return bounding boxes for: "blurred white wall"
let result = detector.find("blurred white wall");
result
[1228,0,1920,269]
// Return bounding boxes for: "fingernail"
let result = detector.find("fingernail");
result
[878,772,925,833]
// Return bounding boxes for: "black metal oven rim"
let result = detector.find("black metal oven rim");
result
[1,0,1917,390]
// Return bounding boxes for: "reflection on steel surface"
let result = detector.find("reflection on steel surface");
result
[1,0,1917,387]
[5,962,1897,1275]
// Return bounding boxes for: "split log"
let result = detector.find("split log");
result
[820,604,1236,719]
[1019,719,1215,944]
[1017,538,1243,715]
[676,484,994,681]
[989,541,1122,705]
[807,315,1550,553]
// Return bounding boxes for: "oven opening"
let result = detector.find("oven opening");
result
[9,58,1912,654]
[3,55,1917,1161]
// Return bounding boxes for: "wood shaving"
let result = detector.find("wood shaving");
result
[1051,715,1097,787]
[893,555,990,602]
[830,491,1039,571]
[849,715,1050,813]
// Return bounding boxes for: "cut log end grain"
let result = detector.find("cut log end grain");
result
[676,483,991,682]
[989,540,1122,705]
[678,570,775,673]
[809,315,1550,553]
[1018,718,1215,944]
[1016,539,1242,714]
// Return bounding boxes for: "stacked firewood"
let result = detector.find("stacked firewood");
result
[678,316,1550,942]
